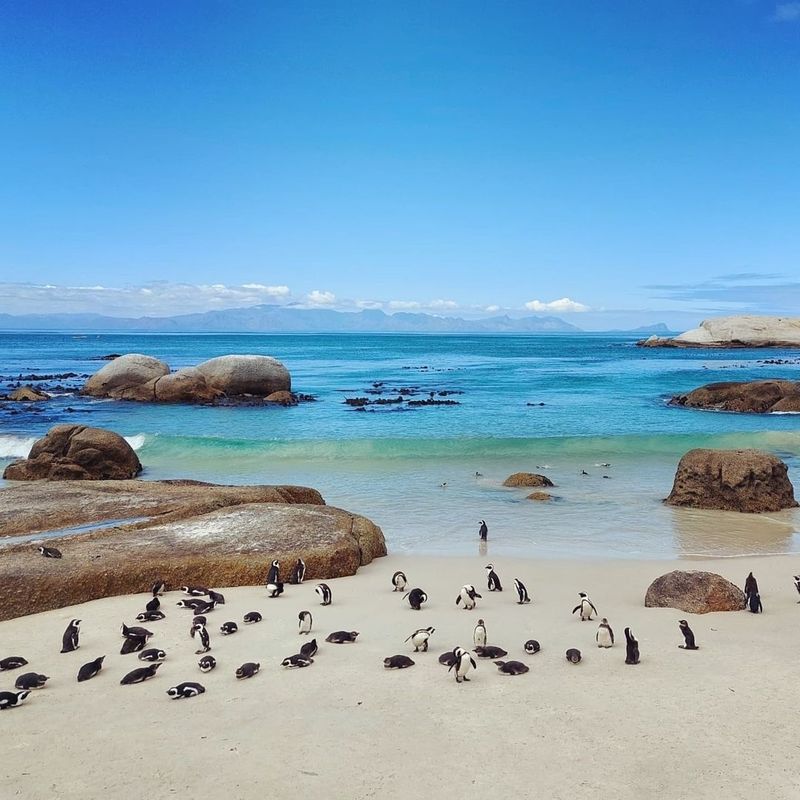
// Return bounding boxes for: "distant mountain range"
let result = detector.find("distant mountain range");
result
[0,305,671,334]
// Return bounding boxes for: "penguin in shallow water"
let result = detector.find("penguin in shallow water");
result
[315,584,332,606]
[298,611,313,634]
[120,663,161,685]
[325,630,359,644]
[384,655,415,669]
[624,627,640,665]
[473,619,487,648]
[748,593,763,613]
[405,627,435,652]
[495,660,529,675]
[565,648,582,664]
[167,682,205,698]
[678,620,699,650]
[15,672,49,690]
[37,545,62,559]
[0,656,28,671]
[478,520,488,541]
[449,647,477,683]
[289,559,306,585]
[485,564,503,592]
[198,655,216,672]
[403,588,427,610]
[193,623,211,654]
[138,648,166,662]
[572,593,597,621]
[299,638,318,659]
[513,578,531,604]
[282,654,314,668]
[524,639,541,655]
[0,690,30,710]
[596,618,615,648]
[474,645,507,659]
[243,611,262,624]
[219,621,238,636]
[60,619,81,653]
[455,584,481,610]
[77,656,105,682]
[235,662,260,679]
[266,560,281,586]
[392,571,407,592]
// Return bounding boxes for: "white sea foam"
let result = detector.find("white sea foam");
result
[0,435,37,459]
[124,434,147,451]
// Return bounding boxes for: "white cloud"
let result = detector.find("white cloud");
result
[773,2,800,21]
[485,304,501,313]
[241,284,290,296]
[355,299,384,309]
[306,290,336,306]
[428,299,458,310]
[524,297,590,313]
[388,300,422,310]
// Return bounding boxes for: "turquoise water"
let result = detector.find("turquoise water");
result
[1,332,799,558]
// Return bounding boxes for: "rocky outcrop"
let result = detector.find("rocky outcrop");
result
[645,570,745,613]
[0,480,385,620]
[81,353,293,404]
[638,315,800,348]
[3,386,49,402]
[526,491,552,502]
[669,380,800,414]
[665,449,797,513]
[503,472,554,488]
[2,425,142,481]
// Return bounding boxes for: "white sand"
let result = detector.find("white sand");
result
[3,554,800,800]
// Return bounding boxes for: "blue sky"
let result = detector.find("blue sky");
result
[1,1,798,328]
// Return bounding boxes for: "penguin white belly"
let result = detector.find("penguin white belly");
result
[597,629,612,647]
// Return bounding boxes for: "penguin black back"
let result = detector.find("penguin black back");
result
[624,627,639,665]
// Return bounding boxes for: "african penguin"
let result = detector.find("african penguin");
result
[167,682,205,699]
[37,545,62,559]
[298,611,313,634]
[60,619,81,653]
[403,588,427,610]
[136,611,165,622]
[181,586,209,597]
[243,611,262,624]
[405,627,435,652]
[120,663,161,685]
[748,593,763,613]
[495,660,529,675]
[449,647,477,683]
[15,672,49,690]
[565,648,582,664]
[794,575,800,601]
[384,655,415,669]
[208,590,225,606]
[266,582,284,598]
[624,627,640,665]
[473,619,487,648]
[299,639,318,659]
[120,636,147,655]
[478,520,488,541]
[121,623,153,640]
[0,690,31,710]
[138,648,167,662]
[289,558,306,585]
[193,623,211,654]
[77,656,105,682]
[485,564,503,592]
[235,662,260,679]
[266,560,281,586]
[219,622,238,636]
[438,650,458,667]
[145,596,161,613]
[455,584,481,610]
[315,584,332,606]
[325,630,359,644]
[392,571,408,592]
[524,640,541,655]
[513,578,531,604]
[198,655,216,672]
[744,571,759,602]
[281,654,313,668]
[151,579,166,596]
[572,592,597,621]
[191,599,218,615]
[596,618,614,648]
[474,645,507,659]
[0,656,28,671]
[678,620,699,650]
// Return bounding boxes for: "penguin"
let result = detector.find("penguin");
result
[181,586,209,597]
[449,647,477,683]
[473,619,487,648]
[391,571,408,592]
[325,630,359,644]
[289,558,306,585]
[193,623,211,654]
[77,656,105,682]
[191,599,218,615]
[176,598,207,611]
[298,610,313,635]
[794,575,800,602]
[120,663,161,685]
[315,584,332,606]
[748,593,763,614]
[243,611,262,624]
[596,618,614,648]
[0,656,28,671]
[0,690,31,710]
[266,582,284,599]
[207,590,225,606]
[624,627,640,665]
[60,619,80,653]
[167,682,205,699]
[145,596,161,613]
[266,560,281,586]
[744,572,759,602]
[198,655,217,672]
[136,611,166,622]
[455,584,481,610]
[150,579,166,596]
[121,623,153,641]
[438,650,458,667]
[120,636,147,655]
[281,654,314,668]
[299,638,318,659]
[485,564,503,592]
[235,662,260,679]
[37,545,62,559]
[15,672,49,690]
[524,639,541,655]
[403,588,427,610]
[405,627,435,652]
[384,655,415,669]
[219,621,238,636]
[572,593,597,621]
[478,520,488,541]
[495,660,529,675]
[565,648,582,664]
[474,645,508,659]
[513,578,531,604]
[138,648,167,662]
[678,619,699,650]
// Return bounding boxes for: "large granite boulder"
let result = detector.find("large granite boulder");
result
[645,570,745,613]
[151,367,223,404]
[639,315,800,348]
[503,472,554,488]
[665,448,797,513]
[2,425,142,481]
[670,380,800,414]
[195,354,291,396]
[0,480,385,620]
[82,354,170,398]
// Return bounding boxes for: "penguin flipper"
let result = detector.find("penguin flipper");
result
[610,630,615,645]
[589,602,598,616]
[455,596,461,606]
[572,605,581,614]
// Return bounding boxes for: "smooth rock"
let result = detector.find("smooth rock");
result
[503,472,554,488]
[6,386,48,402]
[526,491,552,502]
[645,570,745,613]
[195,355,291,396]
[638,315,800,348]
[82,354,170,398]
[670,380,800,414]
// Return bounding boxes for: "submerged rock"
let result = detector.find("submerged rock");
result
[4,386,49,402]
[503,472,555,488]
[645,570,745,613]
[669,380,800,414]
[526,491,552,502]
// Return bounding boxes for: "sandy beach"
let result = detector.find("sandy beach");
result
[3,553,800,800]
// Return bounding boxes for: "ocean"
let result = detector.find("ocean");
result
[1,331,799,558]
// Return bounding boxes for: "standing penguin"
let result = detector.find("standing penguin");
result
[473,619,487,648]
[266,560,281,586]
[513,578,531,604]
[678,620,699,650]
[151,579,166,596]
[748,593,763,613]
[289,559,306,585]
[572,593,597,621]
[315,584,332,606]
[298,610,313,634]
[193,623,211,654]
[455,584,481,610]
[403,588,427,610]
[624,627,640,664]
[449,647,477,683]
[266,582,284,598]
[596,618,614,648]
[744,572,759,602]
[485,564,503,592]
[405,627,435,653]
[793,575,800,601]
[60,619,81,653]
[478,520,488,541]
[391,571,407,592]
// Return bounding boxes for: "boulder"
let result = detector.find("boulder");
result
[503,472,554,488]
[195,354,291,396]
[266,390,298,406]
[151,367,223,404]
[670,380,800,414]
[2,425,142,481]
[6,386,48,402]
[645,570,745,613]
[638,315,800,348]
[526,491,552,502]
[665,448,797,513]
[82,353,169,398]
